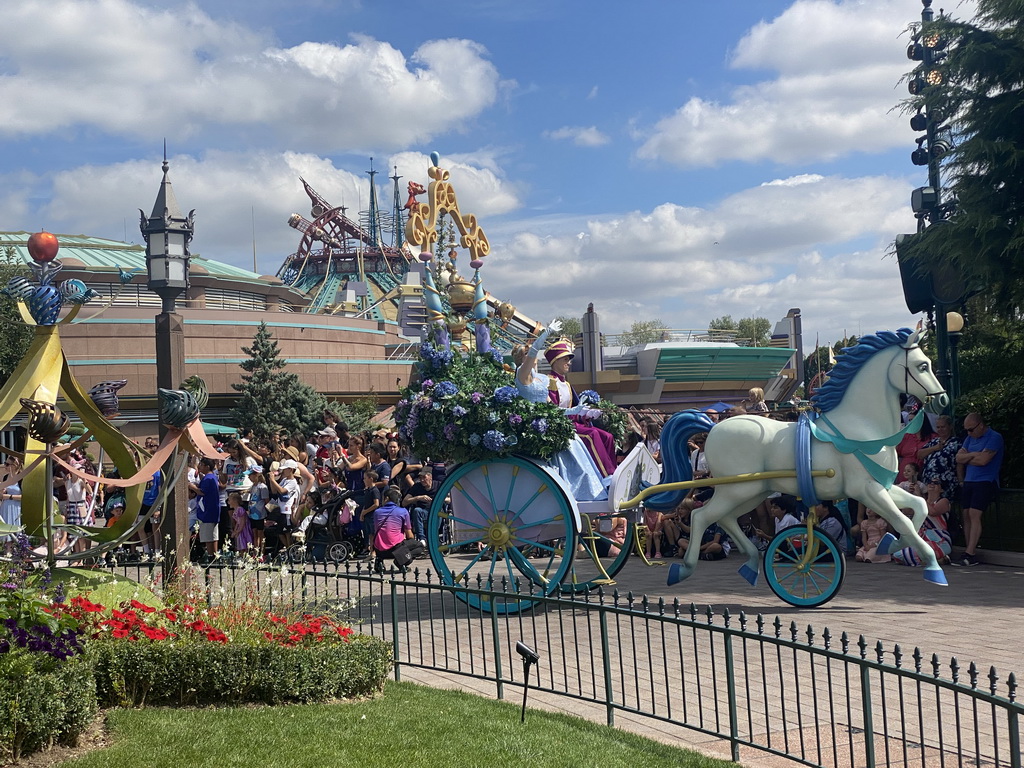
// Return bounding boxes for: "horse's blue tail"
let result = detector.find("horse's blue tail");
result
[645,409,715,511]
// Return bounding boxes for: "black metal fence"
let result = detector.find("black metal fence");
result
[112,559,1022,768]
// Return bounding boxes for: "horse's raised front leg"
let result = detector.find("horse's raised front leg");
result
[861,484,947,586]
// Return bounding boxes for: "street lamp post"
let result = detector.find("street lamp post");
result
[139,157,194,577]
[946,310,964,413]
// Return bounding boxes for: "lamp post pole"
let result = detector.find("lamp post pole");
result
[140,157,194,578]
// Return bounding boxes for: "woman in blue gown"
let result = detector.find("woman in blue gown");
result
[512,320,608,502]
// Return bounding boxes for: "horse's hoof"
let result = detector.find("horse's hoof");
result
[876,532,897,555]
[923,567,948,586]
[738,563,759,586]
[667,563,687,586]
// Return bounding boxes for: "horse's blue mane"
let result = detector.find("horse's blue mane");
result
[810,328,914,413]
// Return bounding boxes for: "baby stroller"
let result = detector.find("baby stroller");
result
[283,491,361,565]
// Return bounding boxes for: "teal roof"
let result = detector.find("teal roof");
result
[650,345,796,383]
[0,231,265,283]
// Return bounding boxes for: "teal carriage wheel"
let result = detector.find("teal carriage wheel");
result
[764,526,846,608]
[427,457,578,613]
[559,514,636,594]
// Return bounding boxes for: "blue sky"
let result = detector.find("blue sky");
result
[0,0,961,345]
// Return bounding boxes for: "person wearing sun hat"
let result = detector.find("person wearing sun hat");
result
[544,337,617,476]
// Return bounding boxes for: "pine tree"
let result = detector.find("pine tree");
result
[231,322,327,438]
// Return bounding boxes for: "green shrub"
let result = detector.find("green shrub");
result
[0,650,97,762]
[89,633,391,708]
[956,375,1024,486]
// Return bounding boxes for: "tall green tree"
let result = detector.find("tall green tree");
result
[708,315,771,345]
[737,317,772,347]
[618,319,667,346]
[231,322,327,438]
[0,247,34,386]
[555,315,582,338]
[900,0,1024,315]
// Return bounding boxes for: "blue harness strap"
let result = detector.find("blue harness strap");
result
[796,413,822,507]
[806,409,924,489]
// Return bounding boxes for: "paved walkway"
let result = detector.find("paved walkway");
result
[606,551,1024,678]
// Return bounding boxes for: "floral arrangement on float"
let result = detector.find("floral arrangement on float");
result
[394,153,626,463]
[396,331,575,464]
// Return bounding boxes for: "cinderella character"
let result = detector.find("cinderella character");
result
[513,319,608,501]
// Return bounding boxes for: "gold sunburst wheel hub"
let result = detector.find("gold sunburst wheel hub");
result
[483,515,515,549]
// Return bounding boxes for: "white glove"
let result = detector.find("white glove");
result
[548,318,563,334]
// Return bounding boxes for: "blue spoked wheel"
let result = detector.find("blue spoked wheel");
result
[764,526,846,608]
[427,458,578,613]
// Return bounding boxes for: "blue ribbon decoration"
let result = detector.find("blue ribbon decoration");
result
[806,408,924,489]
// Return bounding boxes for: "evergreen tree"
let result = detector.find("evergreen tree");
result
[900,1,1024,315]
[231,322,327,438]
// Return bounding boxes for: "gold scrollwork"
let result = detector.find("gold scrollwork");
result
[403,165,490,266]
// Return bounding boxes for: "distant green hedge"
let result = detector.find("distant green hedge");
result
[89,634,392,708]
[0,651,98,762]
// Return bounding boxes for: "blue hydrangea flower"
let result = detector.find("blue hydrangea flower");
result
[469,433,481,447]
[483,430,507,451]
[434,381,458,398]
[452,405,467,417]
[532,417,548,434]
[443,423,458,440]
[580,389,601,405]
[494,385,519,404]
[486,411,500,423]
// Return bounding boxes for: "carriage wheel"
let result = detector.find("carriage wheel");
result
[559,514,636,594]
[764,526,846,607]
[427,458,577,613]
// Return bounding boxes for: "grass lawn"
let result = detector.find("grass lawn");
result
[57,681,732,768]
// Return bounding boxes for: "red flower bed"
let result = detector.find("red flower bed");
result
[51,596,354,647]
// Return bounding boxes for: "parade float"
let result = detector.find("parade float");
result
[395,156,953,612]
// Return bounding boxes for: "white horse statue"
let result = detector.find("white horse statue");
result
[647,328,950,589]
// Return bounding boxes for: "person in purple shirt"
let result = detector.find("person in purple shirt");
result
[953,412,1004,567]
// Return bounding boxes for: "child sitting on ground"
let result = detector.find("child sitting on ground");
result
[855,508,891,563]
[892,480,952,566]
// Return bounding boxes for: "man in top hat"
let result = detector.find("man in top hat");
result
[545,338,617,476]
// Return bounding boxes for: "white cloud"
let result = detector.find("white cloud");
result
[479,172,917,341]
[636,0,918,167]
[544,126,611,147]
[0,0,501,151]
[388,150,523,220]
[37,149,522,273]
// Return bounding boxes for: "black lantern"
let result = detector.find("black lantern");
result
[140,158,194,312]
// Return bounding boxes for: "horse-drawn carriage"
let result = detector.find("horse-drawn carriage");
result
[423,328,950,612]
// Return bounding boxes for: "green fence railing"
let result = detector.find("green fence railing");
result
[106,560,1021,768]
